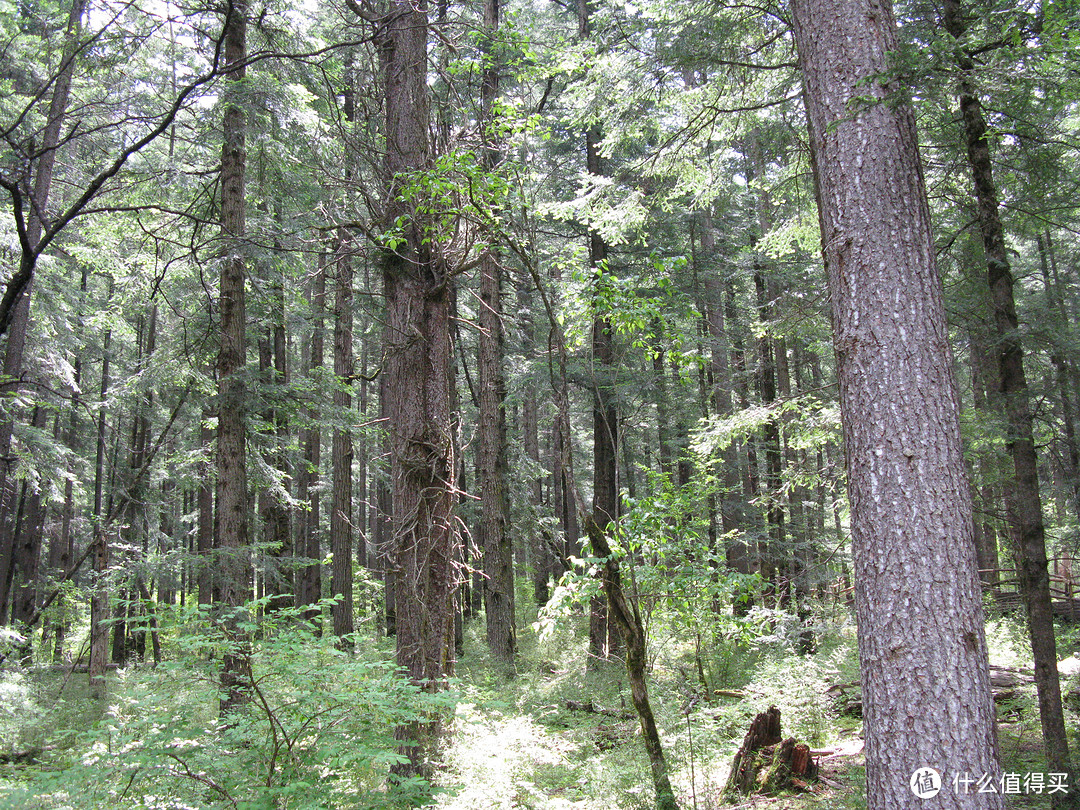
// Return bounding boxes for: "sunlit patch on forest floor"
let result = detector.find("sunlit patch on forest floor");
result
[433,617,873,809]
[431,613,1077,810]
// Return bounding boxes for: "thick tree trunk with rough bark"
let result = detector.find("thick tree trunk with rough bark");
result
[381,0,459,775]
[790,0,1004,805]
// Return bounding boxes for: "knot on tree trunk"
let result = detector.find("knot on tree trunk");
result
[723,706,818,797]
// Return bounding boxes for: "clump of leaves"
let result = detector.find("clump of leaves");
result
[2,599,452,809]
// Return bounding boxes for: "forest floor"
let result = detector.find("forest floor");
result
[1,604,1077,809]
[425,607,1078,810]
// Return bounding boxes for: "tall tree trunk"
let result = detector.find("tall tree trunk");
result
[969,326,1002,591]
[942,1,1072,793]
[11,406,47,661]
[89,318,112,699]
[216,0,251,716]
[297,260,325,618]
[259,268,291,613]
[51,344,80,660]
[0,0,86,565]
[378,374,394,638]
[477,0,515,669]
[753,269,782,599]
[698,221,751,604]
[381,0,459,774]
[1037,232,1080,521]
[586,133,618,667]
[520,282,550,606]
[791,0,1004,805]
[331,237,354,642]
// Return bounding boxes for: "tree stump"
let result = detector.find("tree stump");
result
[723,706,818,797]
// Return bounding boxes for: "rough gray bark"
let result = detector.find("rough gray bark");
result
[790,0,1004,805]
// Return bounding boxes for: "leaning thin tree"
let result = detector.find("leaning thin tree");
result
[789,0,1004,806]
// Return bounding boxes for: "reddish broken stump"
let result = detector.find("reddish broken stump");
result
[722,706,819,798]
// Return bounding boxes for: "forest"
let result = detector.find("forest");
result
[1,0,1080,806]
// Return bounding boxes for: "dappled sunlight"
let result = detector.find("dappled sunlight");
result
[433,702,588,809]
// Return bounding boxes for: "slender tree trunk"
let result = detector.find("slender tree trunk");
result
[942,1,1072,793]
[969,327,1002,591]
[584,516,678,810]
[529,251,678,810]
[297,260,325,619]
[89,319,112,699]
[259,269,291,613]
[1037,232,1080,521]
[331,236,355,642]
[791,0,1004,805]
[520,282,550,605]
[477,0,515,669]
[586,133,618,666]
[754,270,783,599]
[377,374,394,637]
[216,0,251,716]
[698,221,751,603]
[197,413,214,606]
[10,407,46,662]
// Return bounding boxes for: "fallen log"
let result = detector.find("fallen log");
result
[565,699,636,720]
[0,748,42,764]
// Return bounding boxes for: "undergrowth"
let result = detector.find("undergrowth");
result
[4,600,1076,809]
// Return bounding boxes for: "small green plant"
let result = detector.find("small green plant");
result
[2,599,451,810]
